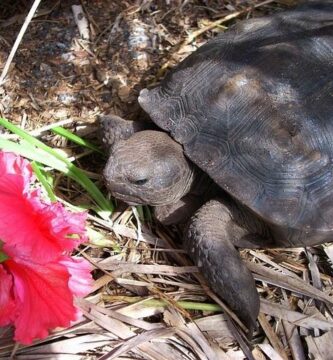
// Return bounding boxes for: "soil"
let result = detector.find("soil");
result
[0,0,289,127]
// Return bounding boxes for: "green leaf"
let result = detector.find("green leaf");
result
[0,118,72,166]
[31,161,57,202]
[52,126,103,154]
[144,206,153,222]
[136,205,144,221]
[0,118,114,219]
[0,139,68,171]
[0,250,8,263]
[87,227,121,251]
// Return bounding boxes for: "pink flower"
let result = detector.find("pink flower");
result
[0,267,16,326]
[0,151,93,344]
[1,255,90,344]
[60,257,94,297]
[0,156,87,262]
[0,151,33,194]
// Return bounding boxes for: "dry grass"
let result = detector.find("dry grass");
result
[1,0,333,359]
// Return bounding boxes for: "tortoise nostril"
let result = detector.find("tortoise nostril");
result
[131,178,148,186]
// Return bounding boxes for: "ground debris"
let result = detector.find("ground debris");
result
[1,1,331,360]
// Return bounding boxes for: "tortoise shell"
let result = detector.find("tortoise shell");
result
[139,2,333,247]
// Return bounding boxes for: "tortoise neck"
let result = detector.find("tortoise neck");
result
[188,167,219,200]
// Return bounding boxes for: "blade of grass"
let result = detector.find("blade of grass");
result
[102,295,222,312]
[52,126,103,154]
[144,206,153,222]
[0,117,78,166]
[136,205,144,221]
[0,139,69,171]
[31,161,57,202]
[0,118,113,218]
[0,138,112,219]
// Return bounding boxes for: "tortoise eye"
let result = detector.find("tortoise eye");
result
[131,179,148,186]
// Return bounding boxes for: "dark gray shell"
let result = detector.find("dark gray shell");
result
[139,2,333,247]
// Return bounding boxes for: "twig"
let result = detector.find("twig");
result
[131,206,143,242]
[157,0,276,77]
[0,0,42,86]
[92,13,122,48]
[258,313,289,360]
[72,5,90,41]
[183,0,276,46]
[9,342,19,360]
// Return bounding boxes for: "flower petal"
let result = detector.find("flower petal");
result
[27,198,88,258]
[0,151,87,261]
[0,266,16,326]
[5,257,78,344]
[59,256,93,297]
[0,192,87,262]
[0,151,33,194]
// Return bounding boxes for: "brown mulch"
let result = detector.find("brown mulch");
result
[1,1,333,359]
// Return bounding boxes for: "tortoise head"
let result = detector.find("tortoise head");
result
[103,130,195,206]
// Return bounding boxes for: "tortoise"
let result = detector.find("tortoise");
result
[101,1,333,334]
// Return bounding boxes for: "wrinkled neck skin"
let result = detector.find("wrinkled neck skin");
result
[153,167,220,226]
[189,167,219,199]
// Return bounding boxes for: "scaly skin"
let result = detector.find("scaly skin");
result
[98,114,151,152]
[104,130,195,206]
[103,127,264,334]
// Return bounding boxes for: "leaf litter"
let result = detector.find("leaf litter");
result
[1,0,333,359]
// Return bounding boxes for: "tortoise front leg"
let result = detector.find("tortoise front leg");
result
[154,194,203,226]
[184,199,260,335]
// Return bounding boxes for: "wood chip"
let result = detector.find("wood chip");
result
[258,344,285,360]
[260,299,333,331]
[258,313,288,360]
[247,261,333,304]
[305,330,333,360]
[97,328,176,360]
